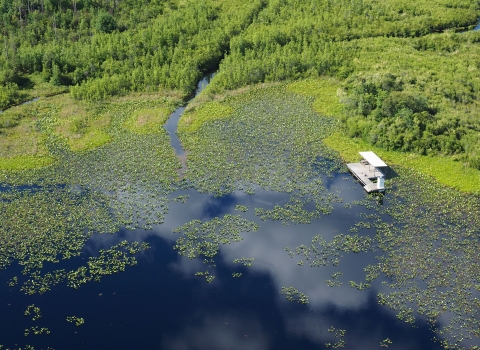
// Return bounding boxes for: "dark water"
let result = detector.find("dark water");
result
[0,176,444,349]
[0,75,449,349]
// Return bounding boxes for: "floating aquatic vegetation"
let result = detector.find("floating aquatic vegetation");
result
[325,327,346,348]
[280,286,309,304]
[325,272,343,287]
[24,326,50,336]
[285,234,375,267]
[0,187,116,275]
[66,316,84,326]
[232,272,242,278]
[348,281,371,291]
[194,271,216,283]
[24,305,42,321]
[289,165,480,348]
[254,179,341,225]
[234,205,249,212]
[0,94,183,313]
[174,215,259,280]
[1,97,181,233]
[179,86,344,198]
[173,195,190,203]
[21,241,149,295]
[380,338,393,348]
[232,257,254,267]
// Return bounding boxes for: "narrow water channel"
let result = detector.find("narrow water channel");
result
[164,72,215,158]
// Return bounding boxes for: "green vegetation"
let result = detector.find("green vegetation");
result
[0,91,182,172]
[0,0,267,103]
[280,286,309,304]
[1,0,480,176]
[287,78,343,117]
[380,338,393,348]
[338,34,480,171]
[124,107,173,134]
[0,155,54,170]
[24,305,42,321]
[179,86,342,198]
[173,214,259,281]
[1,0,480,348]
[325,327,346,349]
[179,101,233,133]
[66,316,85,327]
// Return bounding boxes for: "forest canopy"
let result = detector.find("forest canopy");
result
[1,0,480,169]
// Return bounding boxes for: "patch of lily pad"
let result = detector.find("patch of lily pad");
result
[287,166,480,349]
[21,241,149,295]
[180,86,344,226]
[66,316,85,327]
[173,214,259,282]
[280,286,309,304]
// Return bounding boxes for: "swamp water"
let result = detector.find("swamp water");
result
[0,75,479,350]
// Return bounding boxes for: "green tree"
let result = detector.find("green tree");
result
[96,12,116,33]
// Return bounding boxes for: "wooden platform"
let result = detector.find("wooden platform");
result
[347,162,385,193]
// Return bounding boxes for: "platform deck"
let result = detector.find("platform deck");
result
[346,162,385,193]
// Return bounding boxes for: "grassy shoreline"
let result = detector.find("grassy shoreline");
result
[286,77,480,193]
[2,77,480,194]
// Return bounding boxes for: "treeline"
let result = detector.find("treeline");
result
[1,0,480,168]
[0,0,266,107]
[206,0,479,92]
[338,33,480,169]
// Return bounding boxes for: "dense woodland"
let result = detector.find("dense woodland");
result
[1,0,480,168]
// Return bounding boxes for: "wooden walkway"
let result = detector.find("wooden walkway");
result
[347,162,385,193]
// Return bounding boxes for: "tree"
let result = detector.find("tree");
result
[96,12,116,33]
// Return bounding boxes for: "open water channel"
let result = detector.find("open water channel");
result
[0,72,474,349]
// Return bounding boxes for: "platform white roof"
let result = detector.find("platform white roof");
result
[359,151,387,167]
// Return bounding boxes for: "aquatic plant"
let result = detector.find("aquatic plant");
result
[288,165,480,348]
[66,316,85,326]
[280,286,309,304]
[174,215,258,280]
[380,338,393,348]
[234,205,249,212]
[24,326,50,336]
[232,257,254,267]
[325,272,343,287]
[325,327,346,349]
[21,241,149,295]
[24,305,41,321]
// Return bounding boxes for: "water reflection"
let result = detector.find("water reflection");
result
[162,311,270,350]
[80,173,444,349]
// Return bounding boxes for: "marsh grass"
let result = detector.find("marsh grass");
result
[179,101,234,133]
[287,78,344,117]
[0,90,184,170]
[0,155,54,170]
[123,107,172,134]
